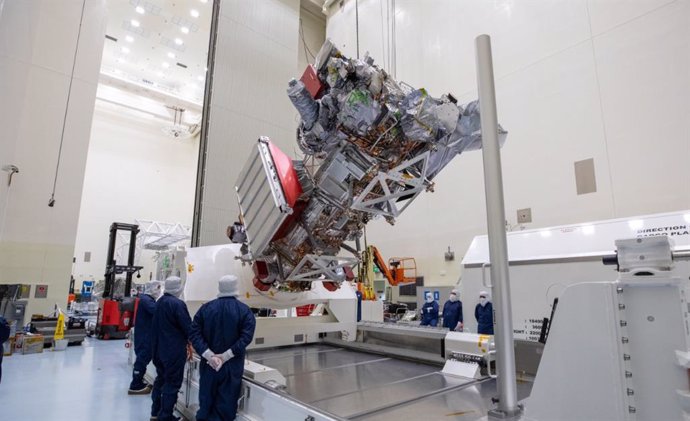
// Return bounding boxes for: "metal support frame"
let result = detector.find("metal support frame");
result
[351,152,430,217]
[104,223,142,298]
[136,220,191,250]
[286,254,359,282]
[115,220,191,265]
[475,34,521,418]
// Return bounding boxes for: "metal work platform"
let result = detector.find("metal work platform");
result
[247,344,533,420]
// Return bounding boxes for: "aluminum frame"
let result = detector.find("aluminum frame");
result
[350,152,430,218]
[236,137,293,259]
[286,254,359,282]
[115,219,191,264]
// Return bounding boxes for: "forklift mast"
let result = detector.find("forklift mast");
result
[104,223,143,298]
[97,223,143,340]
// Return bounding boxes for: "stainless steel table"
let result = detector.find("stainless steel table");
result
[247,344,533,420]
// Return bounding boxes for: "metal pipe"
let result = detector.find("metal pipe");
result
[124,226,139,298]
[104,222,118,298]
[390,0,396,78]
[475,34,521,417]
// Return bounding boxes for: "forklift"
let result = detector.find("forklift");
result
[95,223,143,340]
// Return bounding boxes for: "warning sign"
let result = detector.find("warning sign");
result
[54,311,65,340]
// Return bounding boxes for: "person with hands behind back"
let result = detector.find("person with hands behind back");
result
[190,275,256,421]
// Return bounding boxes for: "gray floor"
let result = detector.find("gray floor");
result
[0,338,154,421]
[0,340,532,421]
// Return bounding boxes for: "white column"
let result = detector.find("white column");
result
[0,0,107,316]
[194,0,302,246]
[475,34,521,417]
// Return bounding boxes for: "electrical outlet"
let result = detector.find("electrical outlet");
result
[517,208,532,224]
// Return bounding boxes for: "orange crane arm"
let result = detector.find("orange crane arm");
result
[371,246,400,286]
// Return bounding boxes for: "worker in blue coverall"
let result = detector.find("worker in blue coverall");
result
[0,316,10,383]
[190,275,256,421]
[475,290,494,335]
[129,280,163,395]
[442,289,463,331]
[150,276,193,421]
[420,294,439,327]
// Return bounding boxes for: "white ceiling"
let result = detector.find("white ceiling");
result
[100,0,212,105]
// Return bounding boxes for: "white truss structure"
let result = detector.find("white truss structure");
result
[350,152,431,218]
[115,220,191,266]
[286,254,359,282]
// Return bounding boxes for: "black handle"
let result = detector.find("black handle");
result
[602,254,618,266]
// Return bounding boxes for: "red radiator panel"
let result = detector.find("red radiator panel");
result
[300,64,325,99]
[267,141,302,208]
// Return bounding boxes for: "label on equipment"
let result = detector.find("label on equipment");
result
[514,318,545,341]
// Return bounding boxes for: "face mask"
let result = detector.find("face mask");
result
[426,297,434,303]
[480,298,487,306]
[449,294,457,302]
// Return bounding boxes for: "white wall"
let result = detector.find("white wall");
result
[197,0,303,246]
[72,92,199,286]
[326,0,690,286]
[298,6,327,73]
[0,0,106,316]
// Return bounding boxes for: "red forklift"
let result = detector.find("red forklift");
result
[96,223,143,340]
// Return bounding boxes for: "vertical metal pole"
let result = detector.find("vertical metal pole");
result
[475,34,521,417]
[104,223,117,299]
[124,226,138,298]
[191,0,221,247]
[390,0,397,78]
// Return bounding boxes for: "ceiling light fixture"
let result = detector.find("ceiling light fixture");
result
[135,6,145,14]
[197,75,204,81]
[190,9,200,18]
[125,35,134,42]
[162,62,170,68]
[131,19,140,27]
[174,38,183,45]
[121,47,130,54]
[200,0,208,3]
[181,26,190,34]
[167,52,176,59]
